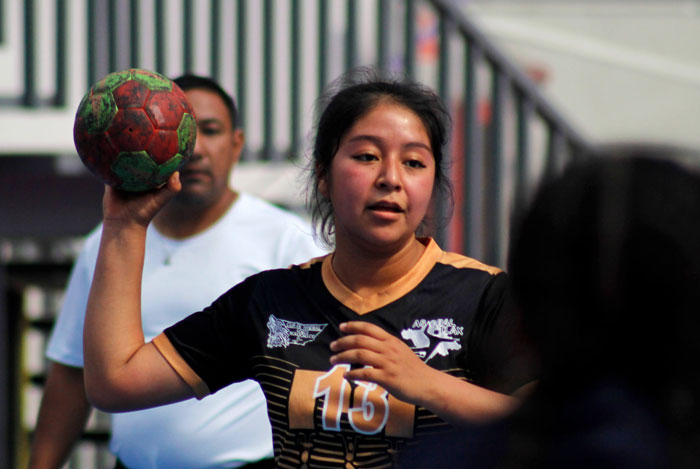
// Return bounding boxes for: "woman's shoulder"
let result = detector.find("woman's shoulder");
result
[426,238,503,276]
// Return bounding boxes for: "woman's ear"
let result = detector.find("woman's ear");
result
[317,164,329,198]
[318,177,329,198]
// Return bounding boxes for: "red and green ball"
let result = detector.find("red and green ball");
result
[73,68,196,192]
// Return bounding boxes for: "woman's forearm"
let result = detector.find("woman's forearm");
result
[415,368,519,426]
[83,220,149,406]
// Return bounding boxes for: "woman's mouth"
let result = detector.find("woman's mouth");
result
[368,202,403,213]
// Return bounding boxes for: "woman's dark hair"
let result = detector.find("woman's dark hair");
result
[306,67,453,248]
[173,74,239,129]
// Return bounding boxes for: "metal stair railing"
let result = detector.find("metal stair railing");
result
[0,0,594,264]
[424,0,594,264]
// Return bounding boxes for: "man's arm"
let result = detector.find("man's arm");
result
[28,362,92,469]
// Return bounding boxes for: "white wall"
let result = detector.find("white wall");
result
[463,0,700,150]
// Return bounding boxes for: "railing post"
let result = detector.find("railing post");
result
[404,0,415,78]
[155,0,165,74]
[263,0,275,160]
[108,0,118,72]
[0,0,5,44]
[236,0,247,129]
[22,0,36,107]
[317,0,328,92]
[545,125,565,179]
[183,0,194,73]
[210,0,221,80]
[515,91,533,211]
[487,69,506,266]
[376,0,390,72]
[463,42,484,260]
[289,0,301,159]
[346,0,357,71]
[54,0,67,107]
[129,0,140,68]
[434,14,451,248]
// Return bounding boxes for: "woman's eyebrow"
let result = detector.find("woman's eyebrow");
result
[346,134,431,152]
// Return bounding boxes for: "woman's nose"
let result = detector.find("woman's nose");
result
[377,159,401,190]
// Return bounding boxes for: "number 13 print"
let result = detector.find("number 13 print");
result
[313,365,389,434]
[288,365,415,437]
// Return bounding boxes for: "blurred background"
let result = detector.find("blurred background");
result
[1,0,699,467]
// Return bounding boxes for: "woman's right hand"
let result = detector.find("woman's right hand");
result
[102,171,182,228]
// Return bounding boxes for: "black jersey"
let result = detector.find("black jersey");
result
[154,238,533,468]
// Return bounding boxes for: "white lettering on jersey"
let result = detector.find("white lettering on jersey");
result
[401,318,464,363]
[266,314,327,348]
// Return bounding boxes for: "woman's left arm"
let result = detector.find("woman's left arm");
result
[329,321,519,426]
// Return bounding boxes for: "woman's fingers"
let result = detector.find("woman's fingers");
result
[329,321,409,370]
[103,171,181,226]
[339,321,391,339]
[330,348,382,367]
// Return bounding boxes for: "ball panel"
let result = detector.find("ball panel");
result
[177,113,197,156]
[171,84,196,116]
[112,80,151,109]
[93,70,131,94]
[76,92,117,135]
[74,129,121,186]
[107,108,155,152]
[112,151,159,192]
[147,129,179,164]
[145,90,185,130]
[155,153,186,180]
[130,69,173,91]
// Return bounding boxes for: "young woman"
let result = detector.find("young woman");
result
[84,69,534,467]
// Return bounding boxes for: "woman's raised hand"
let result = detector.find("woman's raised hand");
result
[102,171,181,228]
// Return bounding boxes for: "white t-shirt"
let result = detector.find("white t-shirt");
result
[46,192,326,468]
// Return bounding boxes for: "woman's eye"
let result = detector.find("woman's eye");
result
[405,159,426,168]
[353,153,377,162]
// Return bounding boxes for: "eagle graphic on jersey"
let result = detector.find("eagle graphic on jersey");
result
[401,318,464,362]
[266,314,327,348]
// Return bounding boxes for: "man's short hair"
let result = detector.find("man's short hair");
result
[173,74,239,129]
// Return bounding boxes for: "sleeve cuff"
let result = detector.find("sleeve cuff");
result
[152,333,211,399]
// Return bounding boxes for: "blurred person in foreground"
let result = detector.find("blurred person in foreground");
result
[28,74,325,469]
[504,145,700,469]
[402,144,700,468]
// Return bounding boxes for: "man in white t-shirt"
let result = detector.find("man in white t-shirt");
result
[28,74,325,469]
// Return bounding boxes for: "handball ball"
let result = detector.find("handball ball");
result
[73,68,196,192]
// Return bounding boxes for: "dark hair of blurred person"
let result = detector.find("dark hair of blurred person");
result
[504,145,700,469]
[400,144,700,469]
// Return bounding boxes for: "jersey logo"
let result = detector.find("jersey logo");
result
[401,318,464,363]
[266,314,327,348]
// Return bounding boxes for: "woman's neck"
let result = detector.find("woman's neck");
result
[331,236,427,297]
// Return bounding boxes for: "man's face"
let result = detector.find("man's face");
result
[176,88,244,206]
